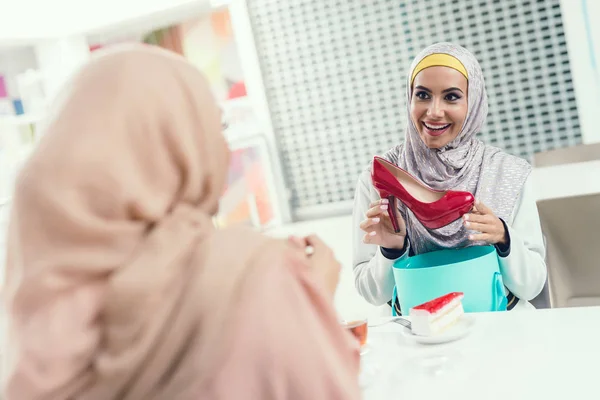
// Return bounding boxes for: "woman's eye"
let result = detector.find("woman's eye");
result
[415,91,430,100]
[445,93,461,101]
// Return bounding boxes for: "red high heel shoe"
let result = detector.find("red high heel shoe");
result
[371,156,474,231]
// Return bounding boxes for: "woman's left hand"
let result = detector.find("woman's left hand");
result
[463,201,508,245]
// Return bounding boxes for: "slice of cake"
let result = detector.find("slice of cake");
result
[409,292,464,336]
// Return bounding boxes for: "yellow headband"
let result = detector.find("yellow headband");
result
[410,53,468,85]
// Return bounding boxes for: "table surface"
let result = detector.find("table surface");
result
[361,307,600,400]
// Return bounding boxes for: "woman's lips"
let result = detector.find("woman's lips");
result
[422,122,451,137]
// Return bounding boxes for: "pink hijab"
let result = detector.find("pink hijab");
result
[3,44,360,399]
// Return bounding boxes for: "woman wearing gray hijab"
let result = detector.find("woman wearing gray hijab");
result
[353,43,547,312]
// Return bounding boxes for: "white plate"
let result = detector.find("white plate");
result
[401,315,475,345]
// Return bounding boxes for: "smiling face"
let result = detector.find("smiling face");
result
[409,66,468,149]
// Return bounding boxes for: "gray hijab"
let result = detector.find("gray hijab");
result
[383,42,531,255]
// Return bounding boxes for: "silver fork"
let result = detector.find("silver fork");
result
[393,318,412,330]
[368,317,412,330]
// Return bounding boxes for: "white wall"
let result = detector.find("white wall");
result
[559,0,600,144]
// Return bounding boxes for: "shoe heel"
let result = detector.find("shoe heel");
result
[386,195,401,234]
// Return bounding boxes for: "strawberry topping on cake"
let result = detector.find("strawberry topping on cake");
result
[409,292,465,336]
[412,292,464,313]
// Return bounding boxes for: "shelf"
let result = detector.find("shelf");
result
[0,113,44,126]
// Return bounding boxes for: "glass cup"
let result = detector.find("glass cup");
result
[341,318,369,348]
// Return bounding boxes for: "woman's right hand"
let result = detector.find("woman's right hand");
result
[288,234,341,298]
[360,198,407,250]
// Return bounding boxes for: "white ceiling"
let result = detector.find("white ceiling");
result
[0,0,215,46]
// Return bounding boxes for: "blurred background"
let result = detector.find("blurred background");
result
[1,0,599,323]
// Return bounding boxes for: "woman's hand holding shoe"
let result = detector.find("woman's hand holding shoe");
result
[359,198,407,250]
[463,200,508,246]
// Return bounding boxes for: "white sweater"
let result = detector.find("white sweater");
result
[352,168,547,311]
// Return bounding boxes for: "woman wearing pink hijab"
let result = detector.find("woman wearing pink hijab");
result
[3,45,360,399]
